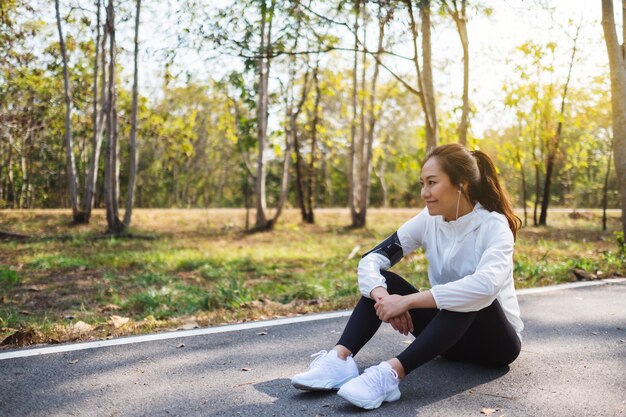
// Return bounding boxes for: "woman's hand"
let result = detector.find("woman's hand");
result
[370,288,414,335]
[374,294,410,323]
[389,312,414,336]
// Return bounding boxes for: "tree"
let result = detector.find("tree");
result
[503,41,561,226]
[289,61,314,223]
[83,0,106,223]
[441,0,469,146]
[347,0,391,227]
[538,22,581,226]
[103,0,123,233]
[123,0,141,228]
[601,0,626,240]
[55,0,80,221]
[406,0,438,150]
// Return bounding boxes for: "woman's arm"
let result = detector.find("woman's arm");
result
[358,209,429,298]
[373,290,436,323]
[430,216,514,312]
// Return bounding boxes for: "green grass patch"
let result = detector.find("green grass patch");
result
[122,284,208,319]
[27,255,90,270]
[0,267,20,288]
[0,208,623,346]
[206,278,253,309]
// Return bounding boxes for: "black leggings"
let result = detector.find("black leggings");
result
[336,270,521,375]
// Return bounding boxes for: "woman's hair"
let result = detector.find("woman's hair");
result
[423,143,522,239]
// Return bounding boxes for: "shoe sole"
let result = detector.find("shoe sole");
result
[291,374,357,391]
[337,387,401,410]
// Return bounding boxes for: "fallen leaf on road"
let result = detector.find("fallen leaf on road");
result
[481,408,498,415]
[68,359,79,364]
[232,381,254,388]
[110,315,130,328]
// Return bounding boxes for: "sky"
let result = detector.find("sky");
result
[460,0,611,134]
[161,1,613,135]
[50,0,620,137]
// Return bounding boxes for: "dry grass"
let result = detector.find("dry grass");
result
[0,208,623,349]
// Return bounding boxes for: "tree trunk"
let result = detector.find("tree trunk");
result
[253,0,275,231]
[534,162,540,226]
[444,0,469,145]
[375,160,389,208]
[601,0,626,240]
[82,0,103,223]
[602,150,612,231]
[321,145,333,207]
[516,147,528,226]
[123,0,141,228]
[6,135,14,207]
[359,6,386,218]
[19,141,27,208]
[420,0,438,150]
[305,62,322,224]
[357,17,367,223]
[55,0,80,221]
[284,22,311,223]
[0,137,5,203]
[539,23,579,226]
[84,1,107,222]
[293,126,307,220]
[104,0,123,234]
[348,0,361,226]
[407,0,437,151]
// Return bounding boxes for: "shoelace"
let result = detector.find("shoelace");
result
[308,350,331,369]
[360,364,398,393]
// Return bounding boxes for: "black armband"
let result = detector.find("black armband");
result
[362,231,403,266]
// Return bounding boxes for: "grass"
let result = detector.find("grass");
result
[0,207,623,348]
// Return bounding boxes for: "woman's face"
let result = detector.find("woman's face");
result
[420,157,461,221]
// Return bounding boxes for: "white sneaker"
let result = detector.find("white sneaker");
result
[337,361,401,409]
[291,349,359,391]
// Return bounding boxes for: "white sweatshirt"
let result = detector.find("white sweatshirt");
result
[358,203,524,340]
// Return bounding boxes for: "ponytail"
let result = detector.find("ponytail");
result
[471,150,522,239]
[423,144,522,239]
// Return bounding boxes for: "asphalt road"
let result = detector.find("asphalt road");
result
[1,279,625,417]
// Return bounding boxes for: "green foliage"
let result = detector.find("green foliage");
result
[206,278,252,310]
[1,6,621,211]
[0,268,20,287]
[122,285,207,319]
[615,232,625,251]
[27,254,89,270]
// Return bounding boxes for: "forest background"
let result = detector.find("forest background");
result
[0,0,625,346]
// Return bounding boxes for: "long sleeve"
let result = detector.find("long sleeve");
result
[430,216,514,312]
[357,209,429,298]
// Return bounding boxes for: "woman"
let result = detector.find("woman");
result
[291,143,523,410]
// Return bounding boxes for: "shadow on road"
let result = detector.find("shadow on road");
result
[212,360,510,416]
